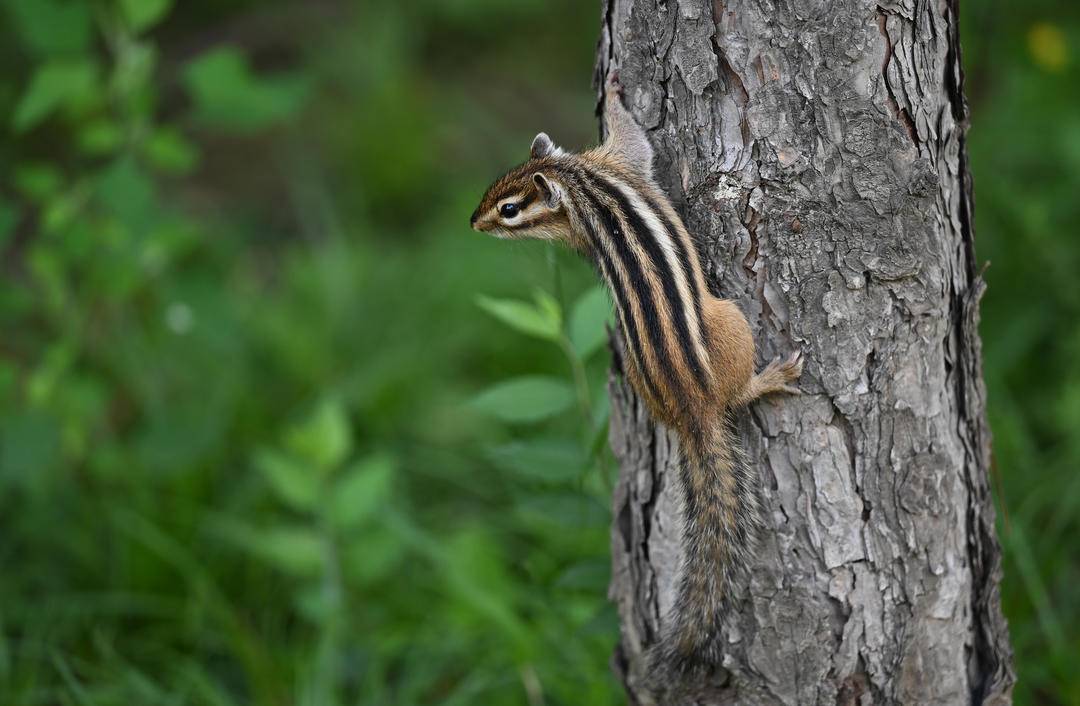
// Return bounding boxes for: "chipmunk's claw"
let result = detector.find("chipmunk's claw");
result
[784,350,804,379]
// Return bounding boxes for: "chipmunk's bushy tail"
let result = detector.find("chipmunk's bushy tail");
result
[646,414,763,693]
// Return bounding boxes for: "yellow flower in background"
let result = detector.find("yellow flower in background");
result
[1028,22,1068,71]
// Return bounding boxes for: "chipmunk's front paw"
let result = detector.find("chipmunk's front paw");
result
[768,350,804,395]
[780,350,804,382]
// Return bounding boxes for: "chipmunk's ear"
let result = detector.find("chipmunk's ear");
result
[532,172,562,207]
[530,132,559,159]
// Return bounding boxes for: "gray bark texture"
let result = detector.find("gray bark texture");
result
[595,1,1015,704]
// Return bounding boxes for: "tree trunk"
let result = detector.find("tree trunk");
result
[596,1,1014,703]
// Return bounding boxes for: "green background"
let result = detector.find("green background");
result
[0,1,1076,704]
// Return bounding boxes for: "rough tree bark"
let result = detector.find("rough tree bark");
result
[595,1,1014,703]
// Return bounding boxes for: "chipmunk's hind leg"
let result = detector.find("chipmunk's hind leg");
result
[734,351,804,406]
[601,72,654,178]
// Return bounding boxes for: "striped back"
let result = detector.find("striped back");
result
[553,158,712,412]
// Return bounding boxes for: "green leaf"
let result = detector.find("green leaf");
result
[5,0,92,57]
[532,289,562,329]
[570,286,612,358]
[469,376,574,423]
[183,46,311,133]
[285,399,352,472]
[476,294,561,341]
[255,448,320,511]
[12,59,99,132]
[215,520,324,577]
[329,454,394,529]
[253,526,325,577]
[118,0,173,32]
[40,192,80,235]
[26,342,74,406]
[143,127,199,174]
[77,120,123,155]
[485,439,583,481]
[96,156,157,234]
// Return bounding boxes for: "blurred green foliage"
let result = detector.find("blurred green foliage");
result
[963,4,1080,704]
[0,0,1075,704]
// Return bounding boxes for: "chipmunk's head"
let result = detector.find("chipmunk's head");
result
[470,133,577,246]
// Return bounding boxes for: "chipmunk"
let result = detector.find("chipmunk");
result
[470,74,802,692]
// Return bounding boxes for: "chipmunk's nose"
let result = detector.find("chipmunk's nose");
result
[469,209,480,229]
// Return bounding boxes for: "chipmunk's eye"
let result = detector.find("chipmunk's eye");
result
[499,203,520,219]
